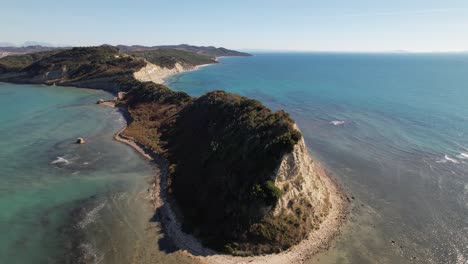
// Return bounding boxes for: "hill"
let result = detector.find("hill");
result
[0,50,64,73]
[0,45,63,54]
[127,48,216,69]
[117,44,251,57]
[0,46,144,91]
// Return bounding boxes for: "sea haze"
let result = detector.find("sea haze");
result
[166,52,468,264]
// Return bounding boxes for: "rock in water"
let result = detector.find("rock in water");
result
[76,137,86,144]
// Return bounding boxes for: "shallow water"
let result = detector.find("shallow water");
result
[0,83,193,264]
[166,53,468,264]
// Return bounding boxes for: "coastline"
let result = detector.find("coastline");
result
[161,63,215,84]
[133,60,217,85]
[114,125,154,161]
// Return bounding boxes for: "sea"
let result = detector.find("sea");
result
[1,52,467,264]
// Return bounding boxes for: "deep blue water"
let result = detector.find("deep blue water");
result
[167,53,468,264]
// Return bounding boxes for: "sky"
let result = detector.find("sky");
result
[2,0,468,52]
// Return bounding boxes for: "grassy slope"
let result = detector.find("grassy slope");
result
[0,50,63,73]
[158,44,252,57]
[127,48,216,69]
[118,44,252,57]
[22,46,145,80]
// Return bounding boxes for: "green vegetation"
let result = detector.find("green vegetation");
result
[160,91,300,254]
[118,44,252,57]
[24,46,145,79]
[0,50,63,73]
[0,46,145,92]
[157,44,252,57]
[127,48,216,69]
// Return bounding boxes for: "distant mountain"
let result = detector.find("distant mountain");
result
[0,44,250,59]
[0,41,55,48]
[22,41,55,47]
[0,45,63,54]
[116,44,252,57]
[0,42,15,47]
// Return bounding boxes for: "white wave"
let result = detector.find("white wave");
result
[445,155,460,164]
[456,248,466,264]
[330,120,345,126]
[456,152,468,159]
[437,155,459,164]
[51,157,70,165]
[77,201,106,229]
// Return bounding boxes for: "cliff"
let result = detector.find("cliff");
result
[133,61,187,84]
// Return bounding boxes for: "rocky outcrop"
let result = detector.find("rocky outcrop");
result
[273,126,330,222]
[133,61,186,84]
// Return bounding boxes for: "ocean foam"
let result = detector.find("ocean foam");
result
[51,157,70,165]
[437,155,460,164]
[330,120,345,126]
[77,201,106,229]
[456,152,468,159]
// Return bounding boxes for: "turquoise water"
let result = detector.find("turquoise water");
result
[0,83,193,264]
[2,53,467,264]
[167,53,468,264]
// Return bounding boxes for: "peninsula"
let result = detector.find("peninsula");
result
[0,45,347,262]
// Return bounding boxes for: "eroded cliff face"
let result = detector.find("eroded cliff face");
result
[133,61,187,84]
[273,126,330,224]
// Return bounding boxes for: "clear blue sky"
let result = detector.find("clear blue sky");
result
[2,0,468,51]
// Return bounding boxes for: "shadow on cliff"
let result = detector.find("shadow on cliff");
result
[147,152,217,257]
[149,209,180,254]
